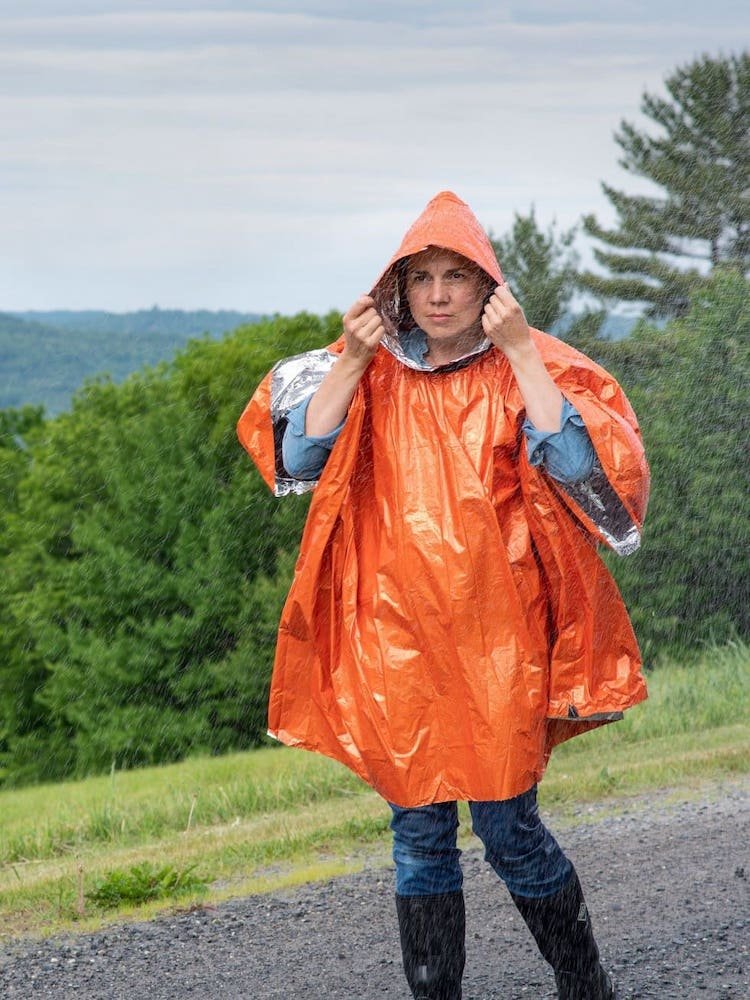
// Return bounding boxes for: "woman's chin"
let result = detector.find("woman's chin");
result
[423,327,483,348]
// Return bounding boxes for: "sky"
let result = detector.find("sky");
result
[1,1,747,315]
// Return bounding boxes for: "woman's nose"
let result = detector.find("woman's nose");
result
[429,279,449,303]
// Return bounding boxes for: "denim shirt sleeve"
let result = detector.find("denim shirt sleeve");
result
[281,395,346,481]
[523,397,595,485]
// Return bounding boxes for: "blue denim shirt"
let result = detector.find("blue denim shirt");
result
[282,331,595,484]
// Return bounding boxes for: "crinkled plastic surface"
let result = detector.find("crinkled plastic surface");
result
[236,191,649,807]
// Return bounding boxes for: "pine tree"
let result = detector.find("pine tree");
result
[489,207,578,330]
[580,51,750,318]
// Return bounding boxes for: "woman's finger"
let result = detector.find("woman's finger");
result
[343,295,377,326]
[357,311,383,338]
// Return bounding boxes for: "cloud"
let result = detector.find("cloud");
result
[0,2,747,311]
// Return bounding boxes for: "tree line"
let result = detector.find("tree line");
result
[0,52,747,787]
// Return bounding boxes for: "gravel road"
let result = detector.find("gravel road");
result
[1,777,748,999]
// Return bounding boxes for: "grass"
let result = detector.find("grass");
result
[0,642,748,940]
[1,747,367,864]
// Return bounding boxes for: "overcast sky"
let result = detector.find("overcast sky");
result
[1,1,747,314]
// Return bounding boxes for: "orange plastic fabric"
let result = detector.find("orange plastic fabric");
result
[237,191,649,807]
[374,188,504,288]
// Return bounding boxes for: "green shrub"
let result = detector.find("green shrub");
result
[86,862,207,909]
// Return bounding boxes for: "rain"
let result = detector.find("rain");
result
[0,4,748,999]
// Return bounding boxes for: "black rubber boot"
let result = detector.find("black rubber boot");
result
[510,869,615,1000]
[395,891,466,999]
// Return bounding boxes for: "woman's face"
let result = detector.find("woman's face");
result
[405,248,487,343]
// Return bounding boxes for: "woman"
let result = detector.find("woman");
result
[238,191,649,999]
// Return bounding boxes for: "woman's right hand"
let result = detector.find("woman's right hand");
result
[342,295,385,369]
[304,296,385,437]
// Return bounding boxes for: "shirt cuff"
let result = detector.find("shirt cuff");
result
[523,397,595,484]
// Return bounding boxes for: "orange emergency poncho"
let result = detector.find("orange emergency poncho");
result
[238,191,649,808]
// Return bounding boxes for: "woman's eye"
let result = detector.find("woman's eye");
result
[410,274,427,284]
[449,271,466,281]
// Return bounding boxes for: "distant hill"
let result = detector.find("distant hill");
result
[1,308,263,415]
[1,307,638,417]
[12,308,263,338]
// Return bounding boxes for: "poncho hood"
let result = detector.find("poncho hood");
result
[370,191,504,371]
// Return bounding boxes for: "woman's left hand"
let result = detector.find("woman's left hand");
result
[482,284,563,431]
[481,285,532,359]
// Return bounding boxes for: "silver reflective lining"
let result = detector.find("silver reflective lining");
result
[559,459,642,556]
[380,330,491,372]
[269,348,338,497]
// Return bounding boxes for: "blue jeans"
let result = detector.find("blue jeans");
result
[389,785,571,899]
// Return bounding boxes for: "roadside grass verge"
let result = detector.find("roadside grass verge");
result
[1,642,748,939]
[1,745,367,864]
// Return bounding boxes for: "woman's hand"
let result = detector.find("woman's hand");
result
[481,285,533,360]
[482,284,563,432]
[303,296,384,437]
[342,295,386,370]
